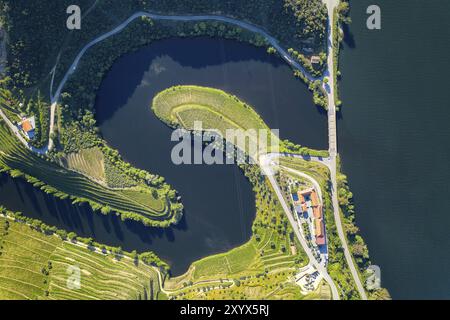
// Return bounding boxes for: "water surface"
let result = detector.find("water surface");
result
[1,38,327,275]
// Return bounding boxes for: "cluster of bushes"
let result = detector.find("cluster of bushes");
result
[309,80,328,109]
[283,0,328,43]
[337,169,369,266]
[56,99,102,153]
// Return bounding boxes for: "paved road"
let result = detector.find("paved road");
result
[260,155,340,300]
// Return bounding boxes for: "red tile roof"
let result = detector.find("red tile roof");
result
[314,219,324,237]
[21,120,33,132]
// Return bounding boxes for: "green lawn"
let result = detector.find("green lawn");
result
[0,216,164,300]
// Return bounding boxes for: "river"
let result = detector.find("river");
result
[0,38,328,276]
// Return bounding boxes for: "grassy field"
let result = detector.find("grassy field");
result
[0,215,164,300]
[163,165,327,300]
[0,121,173,226]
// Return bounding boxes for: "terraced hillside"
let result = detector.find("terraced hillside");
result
[162,165,330,300]
[0,216,164,300]
[278,157,362,299]
[0,121,178,227]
